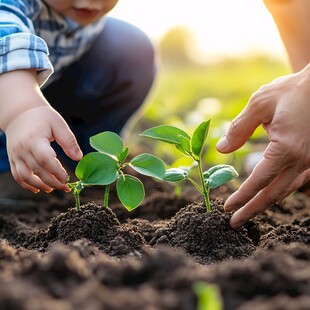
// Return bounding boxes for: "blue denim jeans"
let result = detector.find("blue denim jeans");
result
[0,17,156,172]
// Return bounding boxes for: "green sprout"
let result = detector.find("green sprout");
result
[140,119,238,211]
[193,282,223,310]
[68,131,166,211]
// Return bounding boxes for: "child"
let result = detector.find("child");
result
[0,0,156,197]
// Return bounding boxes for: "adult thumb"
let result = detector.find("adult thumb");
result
[216,109,261,153]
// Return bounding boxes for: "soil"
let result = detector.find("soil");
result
[0,178,309,310]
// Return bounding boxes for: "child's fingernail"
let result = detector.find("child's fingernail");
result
[216,136,229,151]
[63,184,71,192]
[76,149,83,158]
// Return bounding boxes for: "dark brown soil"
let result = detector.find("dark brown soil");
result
[0,179,309,310]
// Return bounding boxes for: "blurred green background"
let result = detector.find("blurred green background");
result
[125,27,290,174]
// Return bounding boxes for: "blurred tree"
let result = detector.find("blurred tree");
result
[159,27,194,67]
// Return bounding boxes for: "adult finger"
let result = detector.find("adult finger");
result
[229,166,301,229]
[224,140,297,212]
[286,168,310,197]
[216,101,266,154]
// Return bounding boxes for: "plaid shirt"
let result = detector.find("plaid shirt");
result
[0,0,106,87]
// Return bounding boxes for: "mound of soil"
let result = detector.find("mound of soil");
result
[0,179,309,310]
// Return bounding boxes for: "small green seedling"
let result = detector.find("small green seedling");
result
[141,119,238,211]
[193,282,223,310]
[68,131,166,211]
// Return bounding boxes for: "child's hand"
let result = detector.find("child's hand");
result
[0,69,82,193]
[6,106,82,192]
[5,105,83,193]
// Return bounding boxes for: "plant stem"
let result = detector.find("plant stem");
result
[74,190,81,211]
[174,183,182,198]
[187,178,204,195]
[103,185,110,208]
[198,160,211,211]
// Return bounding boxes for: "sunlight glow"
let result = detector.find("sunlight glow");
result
[110,0,288,62]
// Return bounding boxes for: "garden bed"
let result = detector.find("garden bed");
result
[0,179,309,310]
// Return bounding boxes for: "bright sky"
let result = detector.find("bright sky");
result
[110,0,288,62]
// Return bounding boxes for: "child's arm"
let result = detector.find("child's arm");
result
[0,69,83,193]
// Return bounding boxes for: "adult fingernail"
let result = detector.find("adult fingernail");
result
[216,136,229,151]
[230,219,245,229]
[224,204,238,212]
[224,205,233,212]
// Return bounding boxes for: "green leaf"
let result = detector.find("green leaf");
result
[175,136,191,156]
[130,153,166,179]
[163,168,188,182]
[141,125,190,147]
[76,152,119,186]
[193,282,223,310]
[204,164,238,189]
[90,132,124,160]
[116,175,145,211]
[119,146,129,162]
[203,164,234,178]
[191,120,211,158]
[68,181,83,192]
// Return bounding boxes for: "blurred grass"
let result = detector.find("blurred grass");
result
[126,54,289,171]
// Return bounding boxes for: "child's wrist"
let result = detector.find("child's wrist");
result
[0,69,49,131]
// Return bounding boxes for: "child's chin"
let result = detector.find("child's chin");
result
[70,8,102,25]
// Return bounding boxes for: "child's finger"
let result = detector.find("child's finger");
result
[10,163,39,193]
[11,160,51,193]
[30,139,68,184]
[51,119,83,161]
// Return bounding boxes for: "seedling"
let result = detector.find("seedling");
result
[193,282,223,310]
[140,119,238,211]
[68,131,166,211]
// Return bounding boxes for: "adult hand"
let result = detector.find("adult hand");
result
[216,64,310,229]
[5,106,83,193]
